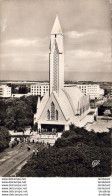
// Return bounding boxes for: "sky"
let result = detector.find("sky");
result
[0,0,111,81]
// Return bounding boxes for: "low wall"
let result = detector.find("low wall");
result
[36,132,62,145]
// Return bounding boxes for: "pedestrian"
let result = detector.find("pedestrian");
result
[30,129,32,134]
[48,143,50,148]
[36,149,38,157]
[36,140,38,144]
[33,149,35,155]
[27,145,30,151]
[11,143,14,148]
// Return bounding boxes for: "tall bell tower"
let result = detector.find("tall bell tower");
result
[49,15,64,96]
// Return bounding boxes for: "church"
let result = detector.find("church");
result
[34,16,95,131]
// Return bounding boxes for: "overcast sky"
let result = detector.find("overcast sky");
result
[0,0,111,81]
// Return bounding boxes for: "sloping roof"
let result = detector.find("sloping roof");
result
[36,91,49,120]
[62,87,84,113]
[53,91,74,120]
[36,87,89,121]
[57,87,88,119]
[51,15,63,35]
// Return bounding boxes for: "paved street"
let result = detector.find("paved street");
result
[0,142,37,177]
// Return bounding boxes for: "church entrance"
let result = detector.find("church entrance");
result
[41,124,64,132]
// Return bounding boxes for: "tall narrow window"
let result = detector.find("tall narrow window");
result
[51,102,55,120]
[56,110,58,120]
[53,41,59,93]
[47,110,50,120]
[80,108,82,115]
[83,106,85,113]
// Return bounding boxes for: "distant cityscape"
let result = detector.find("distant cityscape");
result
[0,80,112,99]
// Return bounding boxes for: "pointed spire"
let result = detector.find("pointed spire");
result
[51,15,63,35]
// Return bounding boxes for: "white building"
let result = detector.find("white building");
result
[77,84,104,100]
[34,16,95,131]
[30,83,49,96]
[0,85,11,98]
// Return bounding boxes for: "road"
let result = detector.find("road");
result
[0,142,37,177]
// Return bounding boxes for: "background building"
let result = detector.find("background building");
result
[30,83,49,96]
[0,85,12,98]
[77,84,104,100]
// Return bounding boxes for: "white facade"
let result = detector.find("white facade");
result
[34,16,95,131]
[77,84,104,99]
[30,83,49,96]
[0,85,11,97]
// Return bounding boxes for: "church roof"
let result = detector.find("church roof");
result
[61,87,84,115]
[36,86,89,121]
[63,87,89,109]
[51,15,63,35]
[55,87,89,119]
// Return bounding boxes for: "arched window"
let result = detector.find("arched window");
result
[47,110,50,120]
[55,110,58,120]
[51,102,55,120]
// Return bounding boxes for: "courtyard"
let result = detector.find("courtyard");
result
[86,119,112,132]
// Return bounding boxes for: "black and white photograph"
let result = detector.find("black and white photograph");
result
[0,0,111,178]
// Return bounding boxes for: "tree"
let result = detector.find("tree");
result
[1,96,37,131]
[17,127,111,177]
[19,86,29,94]
[0,126,11,152]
